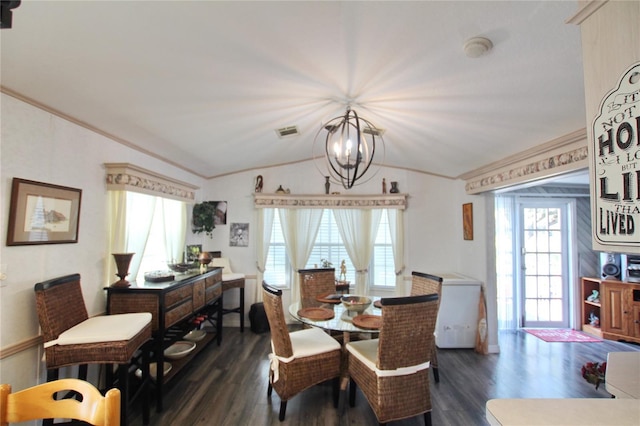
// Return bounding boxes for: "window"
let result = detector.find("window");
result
[135,199,184,282]
[263,211,288,287]
[108,191,186,284]
[264,209,395,289]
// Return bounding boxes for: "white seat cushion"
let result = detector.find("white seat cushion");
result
[269,327,340,382]
[222,272,245,281]
[44,312,151,348]
[210,257,233,273]
[346,338,430,377]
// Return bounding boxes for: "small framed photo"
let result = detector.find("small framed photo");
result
[186,244,202,262]
[6,178,82,246]
[229,223,249,247]
[463,202,473,241]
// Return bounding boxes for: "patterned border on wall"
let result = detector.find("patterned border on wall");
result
[254,193,407,209]
[465,146,589,194]
[105,163,198,202]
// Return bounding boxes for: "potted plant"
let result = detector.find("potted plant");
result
[192,201,216,237]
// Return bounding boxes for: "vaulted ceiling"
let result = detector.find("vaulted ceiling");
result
[0,1,587,181]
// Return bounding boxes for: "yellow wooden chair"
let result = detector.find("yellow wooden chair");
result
[0,378,120,426]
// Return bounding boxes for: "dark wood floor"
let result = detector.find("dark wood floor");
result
[128,327,640,426]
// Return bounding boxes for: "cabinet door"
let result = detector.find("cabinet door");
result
[602,283,628,335]
[632,305,640,339]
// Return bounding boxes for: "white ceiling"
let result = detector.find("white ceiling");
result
[0,1,587,181]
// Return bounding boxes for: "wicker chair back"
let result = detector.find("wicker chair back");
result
[298,268,336,301]
[377,294,439,371]
[261,281,293,358]
[34,273,88,343]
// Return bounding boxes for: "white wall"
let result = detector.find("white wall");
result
[0,93,493,394]
[0,93,204,390]
[188,161,491,343]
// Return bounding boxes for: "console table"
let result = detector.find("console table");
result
[106,267,223,412]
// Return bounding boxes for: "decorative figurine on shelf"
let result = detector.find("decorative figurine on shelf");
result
[382,178,387,194]
[339,260,347,282]
[276,185,286,194]
[587,289,600,303]
[389,181,400,193]
[255,175,263,193]
[589,311,600,327]
[325,176,330,194]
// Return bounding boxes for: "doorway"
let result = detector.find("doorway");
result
[519,199,573,328]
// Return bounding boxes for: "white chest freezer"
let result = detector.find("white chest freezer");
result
[435,272,482,349]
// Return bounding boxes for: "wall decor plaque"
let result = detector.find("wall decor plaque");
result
[591,62,640,251]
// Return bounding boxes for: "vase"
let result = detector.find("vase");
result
[112,253,134,287]
[390,181,399,193]
[325,176,330,194]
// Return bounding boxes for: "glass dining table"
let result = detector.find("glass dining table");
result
[288,295,382,409]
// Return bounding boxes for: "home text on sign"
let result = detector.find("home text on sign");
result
[593,62,640,246]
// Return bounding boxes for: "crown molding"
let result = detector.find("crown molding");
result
[254,193,407,209]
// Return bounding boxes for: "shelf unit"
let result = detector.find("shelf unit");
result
[581,277,603,338]
[106,268,223,413]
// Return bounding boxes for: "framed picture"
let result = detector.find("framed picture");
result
[229,223,249,247]
[213,201,227,225]
[186,244,202,262]
[463,203,473,241]
[6,178,82,245]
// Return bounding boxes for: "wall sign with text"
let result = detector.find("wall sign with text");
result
[592,62,640,250]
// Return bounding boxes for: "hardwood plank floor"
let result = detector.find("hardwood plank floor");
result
[128,327,640,425]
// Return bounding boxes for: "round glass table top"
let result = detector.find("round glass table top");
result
[288,295,382,333]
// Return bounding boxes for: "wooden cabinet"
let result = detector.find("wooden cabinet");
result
[581,277,640,344]
[106,268,223,412]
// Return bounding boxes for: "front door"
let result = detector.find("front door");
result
[520,200,571,328]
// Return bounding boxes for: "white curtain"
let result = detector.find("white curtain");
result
[278,209,323,303]
[106,191,187,285]
[495,194,516,330]
[159,198,187,263]
[255,208,274,302]
[387,209,406,296]
[333,209,382,295]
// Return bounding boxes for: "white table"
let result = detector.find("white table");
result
[486,398,640,425]
[606,351,640,399]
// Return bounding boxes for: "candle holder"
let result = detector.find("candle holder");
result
[112,253,135,287]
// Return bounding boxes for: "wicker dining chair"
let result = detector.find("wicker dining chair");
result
[410,271,443,383]
[34,274,152,426]
[0,379,120,426]
[346,293,439,426]
[261,281,341,421]
[298,268,336,307]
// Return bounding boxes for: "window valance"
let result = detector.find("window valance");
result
[254,193,407,209]
[104,163,198,202]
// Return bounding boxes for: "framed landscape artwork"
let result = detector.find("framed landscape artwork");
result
[6,178,82,245]
[463,202,473,241]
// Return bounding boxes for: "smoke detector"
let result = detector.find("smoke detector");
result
[464,37,493,58]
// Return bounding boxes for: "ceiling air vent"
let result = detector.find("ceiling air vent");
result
[275,126,300,138]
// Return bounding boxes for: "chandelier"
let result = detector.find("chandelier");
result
[313,106,384,189]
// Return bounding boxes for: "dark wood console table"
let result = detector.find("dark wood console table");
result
[106,267,223,412]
